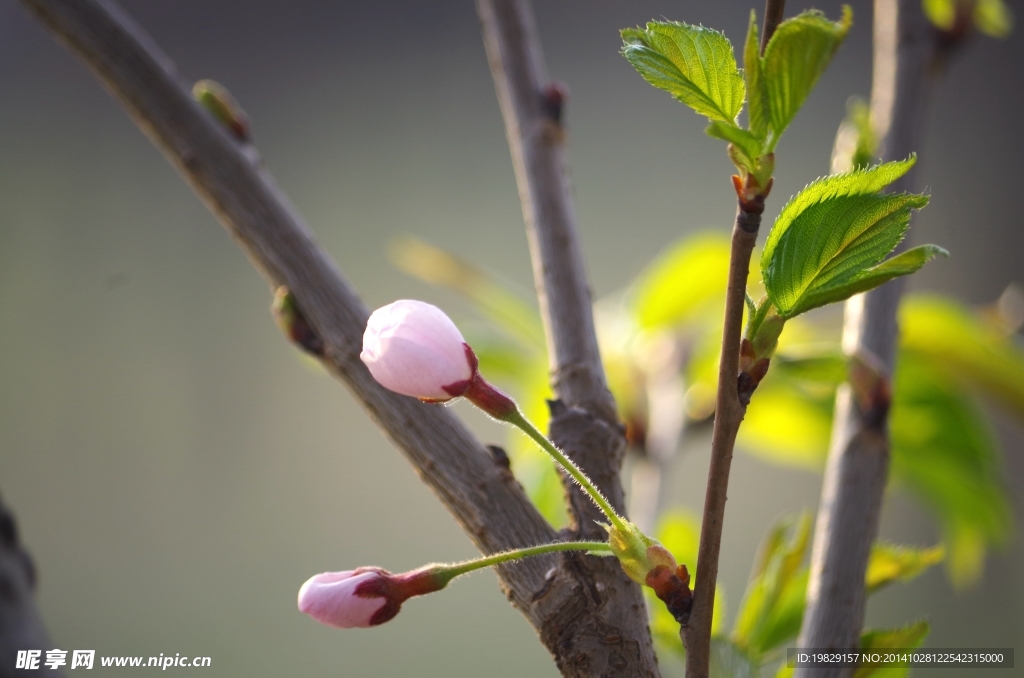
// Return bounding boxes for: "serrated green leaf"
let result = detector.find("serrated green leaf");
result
[790,244,947,316]
[622,21,745,123]
[890,351,1012,587]
[762,158,915,267]
[761,158,931,318]
[854,621,930,678]
[866,543,945,593]
[744,10,769,142]
[631,233,731,329]
[763,7,852,144]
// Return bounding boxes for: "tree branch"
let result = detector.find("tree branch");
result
[796,0,940,668]
[477,1,659,675]
[21,0,670,674]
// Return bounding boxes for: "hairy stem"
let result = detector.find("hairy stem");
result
[443,541,612,580]
[506,410,627,531]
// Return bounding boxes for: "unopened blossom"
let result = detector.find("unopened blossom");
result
[360,300,474,401]
[297,566,445,629]
[360,300,517,417]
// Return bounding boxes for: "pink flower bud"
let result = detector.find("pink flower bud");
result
[297,566,447,629]
[360,300,518,418]
[360,300,475,402]
[297,570,389,628]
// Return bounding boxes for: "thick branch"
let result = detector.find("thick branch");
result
[477,1,658,676]
[796,0,939,669]
[0,492,55,674]
[17,0,580,642]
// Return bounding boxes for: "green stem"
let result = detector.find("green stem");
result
[440,541,612,582]
[504,409,627,531]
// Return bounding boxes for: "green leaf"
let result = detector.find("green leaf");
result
[890,350,1012,587]
[631,233,731,329]
[707,121,762,164]
[733,513,811,657]
[866,543,945,593]
[854,621,930,678]
[762,7,852,144]
[761,158,932,319]
[743,10,769,142]
[790,244,948,316]
[621,21,745,123]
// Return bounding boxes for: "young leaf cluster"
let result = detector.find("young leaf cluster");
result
[621,8,852,187]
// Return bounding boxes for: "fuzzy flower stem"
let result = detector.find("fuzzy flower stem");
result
[438,540,612,584]
[502,408,628,532]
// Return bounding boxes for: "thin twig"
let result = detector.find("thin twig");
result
[683,197,765,678]
[477,1,659,675]
[684,3,785,674]
[796,0,940,668]
[760,0,787,53]
[15,0,644,670]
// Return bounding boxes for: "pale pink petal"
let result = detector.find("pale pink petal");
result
[297,571,387,629]
[361,300,473,400]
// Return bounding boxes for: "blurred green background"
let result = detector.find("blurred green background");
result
[0,0,1020,675]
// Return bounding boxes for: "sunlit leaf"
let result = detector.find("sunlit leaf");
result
[853,621,930,678]
[866,543,944,593]
[621,21,745,123]
[762,7,852,144]
[738,381,832,468]
[632,233,731,330]
[761,158,934,319]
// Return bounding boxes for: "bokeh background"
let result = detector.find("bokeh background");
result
[1,0,1021,675]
